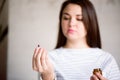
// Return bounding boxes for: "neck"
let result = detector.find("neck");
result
[64,39,90,49]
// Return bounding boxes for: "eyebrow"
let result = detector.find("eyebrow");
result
[63,12,82,17]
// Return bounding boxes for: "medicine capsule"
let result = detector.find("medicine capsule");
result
[93,68,102,75]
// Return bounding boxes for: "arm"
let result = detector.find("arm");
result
[106,55,120,80]
[90,54,120,80]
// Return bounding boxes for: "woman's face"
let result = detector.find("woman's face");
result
[61,3,87,42]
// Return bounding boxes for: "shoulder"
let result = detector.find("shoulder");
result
[48,47,113,57]
[49,47,62,54]
[48,47,62,58]
[94,48,116,64]
[93,48,113,57]
[95,48,118,68]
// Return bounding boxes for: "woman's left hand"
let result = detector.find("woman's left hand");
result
[90,72,108,80]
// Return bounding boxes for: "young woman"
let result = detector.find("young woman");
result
[32,0,120,80]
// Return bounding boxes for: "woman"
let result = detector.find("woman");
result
[32,0,120,80]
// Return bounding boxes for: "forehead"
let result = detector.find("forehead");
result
[63,3,82,15]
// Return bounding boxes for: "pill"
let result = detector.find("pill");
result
[38,44,40,47]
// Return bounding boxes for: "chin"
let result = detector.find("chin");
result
[67,36,78,41]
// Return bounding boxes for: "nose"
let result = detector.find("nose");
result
[69,18,76,27]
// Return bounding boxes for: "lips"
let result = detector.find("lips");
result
[68,29,75,33]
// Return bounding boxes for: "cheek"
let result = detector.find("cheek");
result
[61,20,67,27]
[77,23,87,36]
[61,20,68,32]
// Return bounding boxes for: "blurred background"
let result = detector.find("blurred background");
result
[0,0,120,80]
[0,0,8,80]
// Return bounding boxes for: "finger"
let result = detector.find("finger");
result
[90,75,99,80]
[34,46,40,59]
[45,50,53,70]
[32,47,38,70]
[36,48,43,72]
[90,75,94,80]
[95,72,106,80]
[45,49,48,62]
[45,49,50,65]
[41,48,47,70]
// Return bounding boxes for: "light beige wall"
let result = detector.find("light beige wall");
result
[8,0,64,80]
[91,0,120,67]
[8,0,120,80]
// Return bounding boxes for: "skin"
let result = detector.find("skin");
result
[32,47,55,80]
[61,3,89,49]
[32,3,108,80]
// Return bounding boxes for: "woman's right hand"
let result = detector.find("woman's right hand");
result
[32,46,55,80]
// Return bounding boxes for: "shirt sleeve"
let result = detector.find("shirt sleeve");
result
[102,54,120,80]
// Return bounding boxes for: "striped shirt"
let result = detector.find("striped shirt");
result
[48,47,120,80]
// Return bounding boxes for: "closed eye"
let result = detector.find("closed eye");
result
[77,18,83,21]
[63,17,70,20]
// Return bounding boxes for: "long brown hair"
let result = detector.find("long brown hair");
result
[55,0,101,49]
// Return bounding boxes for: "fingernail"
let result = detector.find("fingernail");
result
[96,72,100,75]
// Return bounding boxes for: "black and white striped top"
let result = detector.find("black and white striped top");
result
[48,47,120,80]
